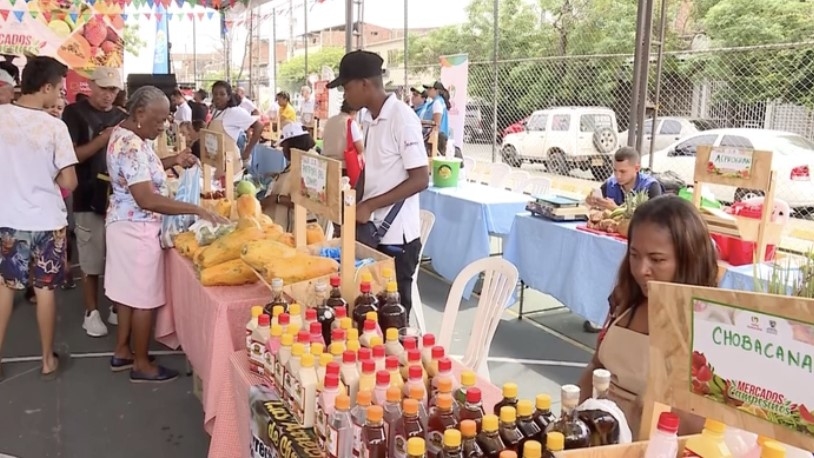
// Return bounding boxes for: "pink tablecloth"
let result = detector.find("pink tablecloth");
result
[156,250,270,436]
[220,351,503,458]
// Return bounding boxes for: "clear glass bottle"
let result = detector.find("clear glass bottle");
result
[460,419,486,458]
[493,383,519,416]
[544,385,590,450]
[353,273,378,331]
[379,281,408,332]
[476,414,506,458]
[442,428,464,458]
[532,394,556,434]
[577,369,621,446]
[264,277,289,316]
[498,406,523,453]
[393,398,426,457]
[516,400,543,450]
[361,405,388,458]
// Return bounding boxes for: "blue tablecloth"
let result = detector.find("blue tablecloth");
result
[720,261,802,295]
[420,183,530,296]
[504,215,627,324]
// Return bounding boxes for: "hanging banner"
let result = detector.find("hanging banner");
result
[439,53,469,150]
[152,5,169,73]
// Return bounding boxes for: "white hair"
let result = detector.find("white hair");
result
[127,86,169,113]
[301,85,312,95]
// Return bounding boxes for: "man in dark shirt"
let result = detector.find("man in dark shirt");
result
[61,67,127,338]
[188,89,208,122]
[587,146,663,210]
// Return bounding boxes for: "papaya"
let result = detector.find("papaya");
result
[306,222,326,245]
[236,217,262,230]
[259,253,339,285]
[57,34,91,69]
[258,214,276,227]
[236,194,261,219]
[199,259,259,286]
[194,226,266,269]
[240,239,299,271]
[172,231,200,259]
[274,232,296,247]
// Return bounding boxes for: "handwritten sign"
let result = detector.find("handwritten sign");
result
[204,134,219,161]
[691,298,814,436]
[707,147,754,179]
[300,155,328,205]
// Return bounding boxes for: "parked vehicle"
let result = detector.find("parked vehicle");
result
[500,107,619,180]
[464,101,492,143]
[641,128,814,211]
[619,116,720,156]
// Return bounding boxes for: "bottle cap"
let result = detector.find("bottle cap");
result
[270,324,283,337]
[291,343,305,357]
[334,393,350,410]
[499,452,517,458]
[369,336,383,347]
[386,281,398,293]
[330,342,344,356]
[516,399,533,417]
[340,317,352,330]
[523,440,542,458]
[406,437,425,456]
[342,351,356,364]
[356,390,372,406]
[403,398,419,415]
[331,328,346,343]
[278,313,290,326]
[372,345,386,358]
[403,336,418,351]
[305,308,317,322]
[436,393,453,410]
[656,412,680,434]
[297,330,310,344]
[289,303,301,316]
[280,334,293,346]
[319,353,333,367]
[358,347,372,362]
[271,305,284,317]
[386,386,402,403]
[324,373,339,389]
[361,272,373,283]
[257,314,270,326]
[431,346,445,359]
[300,353,315,367]
[481,414,499,432]
[366,404,382,422]
[287,323,301,335]
[500,406,517,423]
[437,377,453,394]
[361,360,376,374]
[460,370,476,387]
[334,306,346,318]
[443,428,461,447]
[251,306,263,318]
[385,355,399,370]
[560,385,581,408]
[502,382,518,398]
[360,281,371,293]
[376,370,390,385]
[465,387,482,404]
[535,394,551,410]
[363,320,376,332]
[381,267,394,279]
[437,358,452,373]
[407,349,421,362]
[365,311,378,322]
[309,321,322,335]
[408,365,423,380]
[346,339,360,352]
[385,327,399,341]
[761,440,786,458]
[409,384,425,401]
[271,278,284,289]
[546,432,565,452]
[347,328,359,341]
[704,418,726,434]
[593,368,611,391]
[460,420,477,437]
[326,361,341,375]
[310,343,324,356]
[329,275,341,287]
[422,334,436,347]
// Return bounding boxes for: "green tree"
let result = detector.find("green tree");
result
[277,47,346,92]
[123,23,146,57]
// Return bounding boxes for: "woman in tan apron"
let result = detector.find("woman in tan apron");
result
[208,81,264,175]
[578,196,720,441]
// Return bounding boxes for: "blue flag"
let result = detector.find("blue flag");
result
[152,5,169,74]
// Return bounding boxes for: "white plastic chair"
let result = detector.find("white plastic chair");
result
[525,176,552,196]
[437,257,519,382]
[412,210,436,334]
[463,157,476,180]
[505,171,531,193]
[488,163,512,188]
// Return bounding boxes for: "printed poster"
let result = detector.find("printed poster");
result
[691,298,814,436]
[300,155,327,206]
[439,53,468,152]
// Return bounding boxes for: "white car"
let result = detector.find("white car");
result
[500,107,619,180]
[619,117,721,156]
[641,129,814,210]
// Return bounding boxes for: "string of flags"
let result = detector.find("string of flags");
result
[0,8,223,22]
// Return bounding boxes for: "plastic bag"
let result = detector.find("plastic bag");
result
[575,398,633,445]
[160,166,202,248]
[190,219,236,246]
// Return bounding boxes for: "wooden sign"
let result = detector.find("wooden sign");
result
[290,148,342,223]
[694,146,772,190]
[641,282,814,451]
[200,129,226,177]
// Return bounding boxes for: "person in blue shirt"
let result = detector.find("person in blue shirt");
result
[587,146,663,211]
[410,86,430,119]
[423,80,451,154]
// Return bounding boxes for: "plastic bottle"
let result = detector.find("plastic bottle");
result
[740,436,773,458]
[264,278,289,316]
[476,414,506,458]
[317,353,333,391]
[347,327,360,343]
[332,306,347,331]
[263,324,283,385]
[379,281,408,332]
[432,357,456,399]
[372,344,387,373]
[246,305,263,352]
[275,333,293,389]
[297,329,311,353]
[353,274,379,331]
[289,302,304,331]
[759,441,787,458]
[351,391,373,457]
[270,305,284,328]
[357,347,373,373]
[683,419,733,457]
[278,312,291,335]
[361,404,388,458]
[493,383,519,415]
[386,355,405,391]
[408,437,427,458]
[308,321,325,347]
[361,319,380,348]
[544,432,564,457]
[643,412,680,458]
[421,334,437,369]
[460,419,486,458]
[442,428,464,458]
[294,353,318,427]
[314,281,337,345]
[326,275,348,313]
[531,394,556,434]
[249,314,271,374]
[522,440,542,458]
[365,311,384,337]
[394,398,427,457]
[347,338,361,353]
[515,400,543,450]
[427,394,460,457]
[432,378,457,415]
[401,336,419,366]
[332,328,347,346]
[454,370,477,408]
[373,370,391,406]
[376,267,395,305]
[499,452,517,458]
[498,406,523,453]
[359,359,377,394]
[341,351,361,405]
[326,361,347,395]
[458,387,485,433]
[409,384,430,430]
[305,307,318,331]
[385,327,405,358]
[317,373,342,450]
[369,335,384,348]
[340,316,354,334]
[404,365,428,405]
[286,343,305,408]
[384,386,404,455]
[427,346,446,386]
[327,393,353,458]
[403,349,428,385]
[310,342,324,359]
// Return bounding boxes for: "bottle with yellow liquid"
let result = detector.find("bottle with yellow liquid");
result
[682,419,733,458]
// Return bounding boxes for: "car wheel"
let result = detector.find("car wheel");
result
[734,188,765,202]
[593,127,618,154]
[547,150,570,176]
[501,145,522,168]
[591,161,612,181]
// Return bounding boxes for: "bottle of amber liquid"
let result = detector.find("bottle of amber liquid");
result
[521,440,542,458]
[407,437,427,458]
[264,277,289,316]
[458,387,485,433]
[544,385,590,450]
[493,383,519,415]
[532,395,556,435]
[353,274,378,331]
[327,275,348,312]
[543,432,564,457]
[476,415,506,458]
[378,281,408,333]
[392,399,426,457]
[427,394,459,458]
[498,406,523,453]
[442,429,464,458]
[361,405,387,458]
[460,420,485,458]
[577,369,621,446]
[516,400,543,450]
[376,267,396,305]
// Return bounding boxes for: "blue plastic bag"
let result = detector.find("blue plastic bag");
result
[160,165,202,248]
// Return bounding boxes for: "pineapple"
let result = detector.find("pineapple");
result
[611,191,650,237]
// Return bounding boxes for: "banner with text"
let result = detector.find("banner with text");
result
[439,53,469,152]
[152,5,169,73]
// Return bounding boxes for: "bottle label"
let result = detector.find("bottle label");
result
[352,423,362,457]
[327,424,340,458]
[392,434,407,458]
[315,401,327,449]
[293,384,305,424]
[263,352,275,385]
[274,362,284,388]
[249,341,264,374]
[427,430,444,454]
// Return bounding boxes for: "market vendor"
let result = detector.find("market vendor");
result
[586,147,663,210]
[578,195,717,439]
[208,81,264,170]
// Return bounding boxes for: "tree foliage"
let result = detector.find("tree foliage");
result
[123,23,146,57]
[277,47,346,92]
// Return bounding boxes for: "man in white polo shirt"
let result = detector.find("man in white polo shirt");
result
[328,50,429,319]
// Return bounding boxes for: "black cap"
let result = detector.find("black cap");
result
[327,50,385,89]
[423,81,446,91]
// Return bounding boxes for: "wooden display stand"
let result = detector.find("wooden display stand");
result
[199,129,235,197]
[693,146,783,262]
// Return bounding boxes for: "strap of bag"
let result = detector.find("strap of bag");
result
[345,117,354,151]
[374,200,404,241]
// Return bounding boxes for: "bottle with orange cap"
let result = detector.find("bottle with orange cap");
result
[408,383,430,430]
[326,393,353,458]
[499,451,518,458]
[460,420,485,457]
[353,272,378,330]
[383,386,404,455]
[361,404,387,458]
[351,390,373,457]
[427,393,459,457]
[393,398,426,457]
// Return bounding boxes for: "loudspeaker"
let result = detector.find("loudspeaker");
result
[126,74,178,98]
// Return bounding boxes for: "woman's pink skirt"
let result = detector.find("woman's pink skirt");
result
[104,220,165,310]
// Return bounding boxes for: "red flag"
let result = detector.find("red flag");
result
[196,11,204,20]
[0,10,8,21]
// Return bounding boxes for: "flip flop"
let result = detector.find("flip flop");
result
[41,351,71,381]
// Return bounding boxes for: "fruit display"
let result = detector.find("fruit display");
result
[586,191,649,238]
[199,259,258,287]
[57,15,123,69]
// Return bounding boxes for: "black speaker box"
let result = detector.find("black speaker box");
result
[126,74,178,98]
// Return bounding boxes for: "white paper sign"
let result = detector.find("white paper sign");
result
[300,155,327,205]
[708,147,754,178]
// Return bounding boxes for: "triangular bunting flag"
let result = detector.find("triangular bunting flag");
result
[173,0,183,7]
[69,12,78,22]
[144,12,151,19]
[12,10,24,21]
[186,12,193,20]
[211,0,220,9]
[196,12,203,20]
[29,10,39,19]
[166,12,173,20]
[120,12,127,21]
[87,0,95,5]
[0,10,9,21]
[145,0,153,7]
[94,13,103,21]
[206,10,214,19]
[154,12,162,21]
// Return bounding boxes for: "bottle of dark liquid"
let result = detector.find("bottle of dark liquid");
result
[427,394,459,458]
[378,281,408,332]
[458,387,485,433]
[544,385,590,450]
[393,398,427,458]
[498,406,523,453]
[521,440,542,458]
[407,437,427,458]
[376,267,395,306]
[476,415,506,458]
[314,281,337,346]
[353,273,378,331]
[361,405,387,458]
[532,394,555,436]
[515,400,543,452]
[327,275,348,312]
[542,432,564,458]
[264,278,289,316]
[442,429,464,458]
[576,369,621,446]
[460,420,485,458]
[493,383,519,416]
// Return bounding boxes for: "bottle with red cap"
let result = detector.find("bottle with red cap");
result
[643,412,680,458]
[352,272,378,331]
[314,280,338,346]
[404,365,428,405]
[305,307,318,330]
[400,336,419,366]
[249,313,271,375]
[427,346,447,390]
[326,275,348,312]
[432,357,456,400]
[386,355,404,391]
[421,334,437,369]
[309,321,326,346]
[357,347,372,372]
[373,370,391,406]
[340,350,360,405]
[325,361,347,395]
[316,372,342,450]
[372,344,387,373]
[297,329,312,353]
[277,312,291,335]
[359,359,377,394]
[458,387,485,433]
[361,318,380,348]
[331,328,346,346]
[332,307,347,331]
[402,348,428,386]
